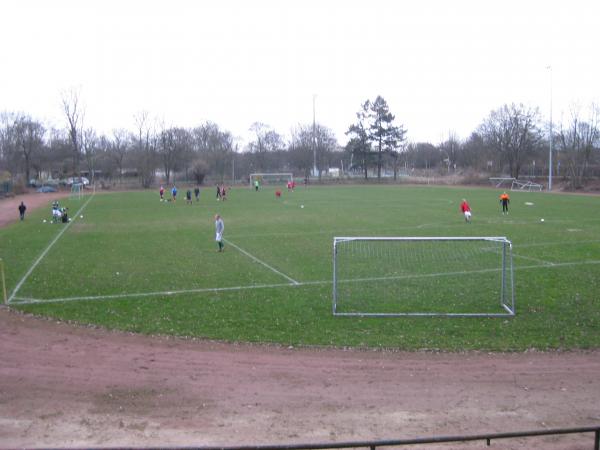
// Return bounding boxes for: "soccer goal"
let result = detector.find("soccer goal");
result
[70,183,83,199]
[249,173,293,187]
[333,236,515,317]
[511,179,543,191]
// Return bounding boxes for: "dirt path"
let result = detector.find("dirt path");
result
[1,192,599,449]
[0,190,70,228]
[1,309,599,449]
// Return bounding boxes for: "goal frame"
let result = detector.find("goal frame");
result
[70,182,83,200]
[249,173,293,187]
[511,179,544,191]
[332,236,515,317]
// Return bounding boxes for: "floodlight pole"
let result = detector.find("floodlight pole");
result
[547,65,553,191]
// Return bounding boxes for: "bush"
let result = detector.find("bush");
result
[191,160,209,185]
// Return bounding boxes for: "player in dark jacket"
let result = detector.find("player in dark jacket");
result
[18,202,26,220]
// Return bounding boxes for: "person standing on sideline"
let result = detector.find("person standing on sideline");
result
[186,189,192,204]
[171,185,177,201]
[159,185,165,201]
[499,192,510,215]
[18,201,26,221]
[194,185,200,202]
[215,214,224,252]
[460,198,472,223]
[216,184,221,201]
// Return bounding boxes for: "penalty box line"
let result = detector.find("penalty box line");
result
[9,259,600,306]
[512,253,555,266]
[10,280,325,305]
[7,193,96,304]
[223,238,300,285]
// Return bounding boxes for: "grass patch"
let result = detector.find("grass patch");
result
[1,185,599,350]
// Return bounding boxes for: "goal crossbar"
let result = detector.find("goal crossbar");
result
[249,173,293,186]
[333,236,515,317]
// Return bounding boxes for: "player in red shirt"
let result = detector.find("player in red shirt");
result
[460,199,472,223]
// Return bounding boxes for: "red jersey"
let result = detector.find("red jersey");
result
[460,201,471,213]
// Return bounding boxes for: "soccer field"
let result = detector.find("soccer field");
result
[2,185,600,350]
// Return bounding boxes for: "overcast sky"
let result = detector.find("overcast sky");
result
[1,0,599,147]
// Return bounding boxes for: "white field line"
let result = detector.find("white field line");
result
[223,238,300,285]
[515,238,600,249]
[10,282,303,305]
[512,253,555,266]
[9,259,600,306]
[7,194,95,303]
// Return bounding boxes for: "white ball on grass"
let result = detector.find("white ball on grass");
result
[540,218,545,222]
[80,215,83,218]
[300,205,304,209]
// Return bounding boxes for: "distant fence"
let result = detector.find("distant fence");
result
[36,425,600,450]
[0,180,12,197]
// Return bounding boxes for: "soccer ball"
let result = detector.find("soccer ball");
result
[540,218,545,222]
[300,205,304,209]
[43,219,46,223]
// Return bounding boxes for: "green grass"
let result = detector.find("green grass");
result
[1,185,599,350]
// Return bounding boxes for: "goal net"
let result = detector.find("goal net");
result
[249,173,293,187]
[333,236,515,317]
[511,179,543,191]
[70,183,83,200]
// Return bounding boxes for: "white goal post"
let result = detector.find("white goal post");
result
[70,183,83,200]
[249,173,294,187]
[511,179,544,191]
[333,236,515,317]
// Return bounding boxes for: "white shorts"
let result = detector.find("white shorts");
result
[464,211,472,219]
[215,232,223,242]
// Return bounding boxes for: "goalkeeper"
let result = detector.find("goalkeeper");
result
[499,192,510,215]
[215,214,225,252]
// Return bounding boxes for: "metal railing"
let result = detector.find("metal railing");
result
[35,425,600,450]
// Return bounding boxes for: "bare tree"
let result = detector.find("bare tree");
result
[13,115,45,183]
[479,103,542,179]
[133,111,157,188]
[459,132,492,171]
[190,159,209,185]
[289,124,338,179]
[0,113,13,165]
[248,122,284,172]
[158,126,190,184]
[556,104,600,188]
[61,88,84,175]
[110,129,130,183]
[290,125,315,178]
[439,132,460,173]
[81,127,99,184]
[191,122,234,182]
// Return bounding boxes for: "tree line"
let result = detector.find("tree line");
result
[1,91,599,190]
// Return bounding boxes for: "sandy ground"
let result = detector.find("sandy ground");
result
[0,190,71,228]
[1,192,599,449]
